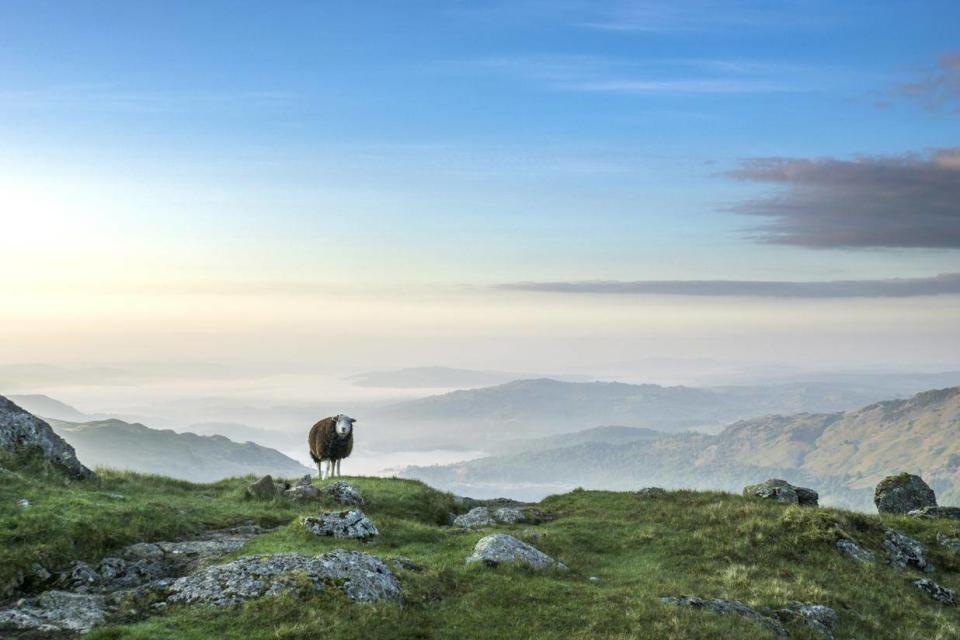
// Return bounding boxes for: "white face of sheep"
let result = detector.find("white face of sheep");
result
[334,414,355,437]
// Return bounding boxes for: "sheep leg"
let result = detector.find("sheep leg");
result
[336,459,342,477]
[317,461,324,481]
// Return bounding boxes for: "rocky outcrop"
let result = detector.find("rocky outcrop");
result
[466,534,567,571]
[883,530,933,572]
[660,596,787,636]
[912,578,957,606]
[166,550,401,606]
[743,479,819,507]
[660,596,837,638]
[874,473,937,514]
[0,395,93,479]
[836,539,875,564]
[0,526,265,634]
[246,475,280,500]
[453,506,531,528]
[319,480,365,506]
[302,510,379,539]
[908,506,960,520]
[0,591,107,633]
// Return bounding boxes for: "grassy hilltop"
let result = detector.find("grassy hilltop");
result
[1,459,959,639]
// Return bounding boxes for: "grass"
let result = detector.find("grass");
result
[2,460,959,639]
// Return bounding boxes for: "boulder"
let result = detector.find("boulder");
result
[908,506,960,520]
[883,530,933,572]
[659,596,787,637]
[0,591,107,634]
[836,539,875,564]
[912,578,957,606]
[246,475,279,500]
[0,396,94,479]
[493,507,526,524]
[466,534,567,571]
[165,550,401,606]
[302,510,379,539]
[319,480,365,506]
[743,479,818,507]
[874,473,937,515]
[454,507,497,528]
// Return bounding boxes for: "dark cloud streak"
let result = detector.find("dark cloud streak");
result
[499,273,960,298]
[725,149,960,248]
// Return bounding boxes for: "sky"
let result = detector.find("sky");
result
[1,0,959,384]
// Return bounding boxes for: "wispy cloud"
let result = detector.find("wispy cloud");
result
[579,0,835,33]
[725,148,960,249]
[888,52,960,113]
[499,273,960,298]
[458,55,808,95]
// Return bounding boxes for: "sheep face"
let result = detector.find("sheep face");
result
[334,414,356,438]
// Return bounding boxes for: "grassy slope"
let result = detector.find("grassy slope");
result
[2,462,959,639]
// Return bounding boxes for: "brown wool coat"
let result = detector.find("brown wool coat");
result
[308,416,354,463]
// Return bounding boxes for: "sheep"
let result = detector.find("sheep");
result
[308,414,355,480]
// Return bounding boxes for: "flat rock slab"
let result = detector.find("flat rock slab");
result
[743,479,819,507]
[303,510,379,539]
[836,538,876,564]
[453,506,539,528]
[661,596,837,638]
[165,550,401,606]
[909,506,960,520]
[883,530,934,572]
[0,590,107,634]
[466,534,567,571]
[912,578,957,606]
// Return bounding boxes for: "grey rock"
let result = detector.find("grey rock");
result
[0,395,94,479]
[295,474,313,487]
[937,533,960,554]
[874,473,937,515]
[776,602,838,638]
[16,498,30,508]
[743,479,818,507]
[912,578,957,606]
[0,590,107,633]
[454,507,497,528]
[97,557,127,581]
[247,475,279,500]
[908,506,960,520]
[284,483,320,501]
[62,561,99,588]
[466,534,567,571]
[303,509,379,539]
[660,596,788,637]
[883,530,934,572]
[165,550,401,606]
[319,480,365,506]
[494,507,526,524]
[836,538,876,564]
[30,564,52,584]
[636,487,667,497]
[122,542,165,562]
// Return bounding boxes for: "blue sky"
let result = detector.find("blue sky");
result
[2,1,959,373]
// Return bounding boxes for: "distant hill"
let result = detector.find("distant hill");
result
[369,378,905,449]
[7,394,90,422]
[347,366,594,389]
[489,425,666,456]
[48,418,311,482]
[402,386,960,510]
